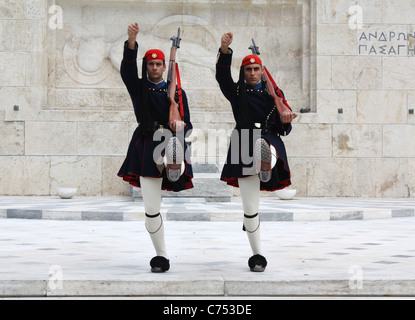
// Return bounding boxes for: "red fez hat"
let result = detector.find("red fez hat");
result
[144,49,165,61]
[242,54,262,67]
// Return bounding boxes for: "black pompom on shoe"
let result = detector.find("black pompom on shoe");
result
[248,254,267,272]
[150,256,170,273]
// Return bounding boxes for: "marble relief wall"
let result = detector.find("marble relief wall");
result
[47,0,314,112]
[1,0,414,198]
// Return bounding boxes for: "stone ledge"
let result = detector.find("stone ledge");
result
[3,207,414,222]
[2,279,414,297]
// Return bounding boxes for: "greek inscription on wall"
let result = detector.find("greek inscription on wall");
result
[358,28,415,56]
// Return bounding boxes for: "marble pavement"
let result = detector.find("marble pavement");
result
[0,196,415,298]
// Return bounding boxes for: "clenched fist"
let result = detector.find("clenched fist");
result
[221,32,233,54]
[127,23,139,49]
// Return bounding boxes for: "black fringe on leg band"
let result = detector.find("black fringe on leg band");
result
[242,213,260,233]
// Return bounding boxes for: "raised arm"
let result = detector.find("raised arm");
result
[121,23,140,96]
[215,32,237,102]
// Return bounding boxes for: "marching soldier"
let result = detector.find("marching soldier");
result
[118,23,193,273]
[216,32,295,272]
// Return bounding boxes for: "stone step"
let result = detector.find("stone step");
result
[1,196,415,222]
[4,278,415,297]
[132,172,234,202]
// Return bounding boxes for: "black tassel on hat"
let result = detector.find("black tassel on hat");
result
[138,57,154,136]
[236,66,252,129]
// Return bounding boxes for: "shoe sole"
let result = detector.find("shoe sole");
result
[166,136,184,183]
[250,265,266,272]
[151,267,167,273]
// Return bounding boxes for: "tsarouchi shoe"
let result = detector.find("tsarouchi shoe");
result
[150,256,170,273]
[248,254,267,272]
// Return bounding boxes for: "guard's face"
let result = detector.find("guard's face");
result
[147,59,166,82]
[244,64,264,86]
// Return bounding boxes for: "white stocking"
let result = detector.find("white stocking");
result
[140,177,167,258]
[238,175,262,255]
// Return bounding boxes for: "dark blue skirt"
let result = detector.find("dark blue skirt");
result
[220,131,291,191]
[118,127,194,192]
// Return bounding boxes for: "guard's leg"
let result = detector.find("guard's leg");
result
[140,177,170,272]
[238,175,268,272]
[239,175,261,255]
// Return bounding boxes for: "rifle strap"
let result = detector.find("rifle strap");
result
[175,63,184,118]
[264,67,292,111]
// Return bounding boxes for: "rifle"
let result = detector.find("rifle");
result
[167,28,184,131]
[249,39,298,121]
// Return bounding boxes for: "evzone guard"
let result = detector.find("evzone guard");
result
[118,23,193,273]
[216,32,297,272]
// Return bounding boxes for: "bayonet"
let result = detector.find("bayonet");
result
[167,28,181,90]
[170,27,181,49]
[249,38,260,56]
